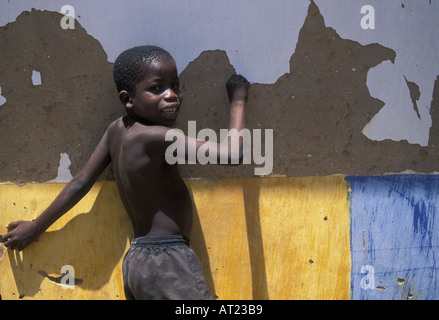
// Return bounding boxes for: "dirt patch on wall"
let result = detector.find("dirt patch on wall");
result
[0,2,437,184]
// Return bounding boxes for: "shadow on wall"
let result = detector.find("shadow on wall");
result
[3,182,269,300]
[191,205,218,299]
[2,182,223,300]
[242,179,269,300]
[7,183,132,299]
[189,179,269,300]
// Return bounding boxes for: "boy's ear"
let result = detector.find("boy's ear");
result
[118,90,134,109]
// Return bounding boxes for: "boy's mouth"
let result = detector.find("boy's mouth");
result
[161,104,180,118]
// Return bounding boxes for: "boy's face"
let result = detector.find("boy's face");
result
[126,59,182,126]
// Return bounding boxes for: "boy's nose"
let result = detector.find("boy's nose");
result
[164,88,178,101]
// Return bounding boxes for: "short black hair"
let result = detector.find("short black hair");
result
[113,45,174,93]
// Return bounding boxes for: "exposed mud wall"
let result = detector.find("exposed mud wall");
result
[0,10,122,185]
[176,1,439,179]
[0,2,437,185]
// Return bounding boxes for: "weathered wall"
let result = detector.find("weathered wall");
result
[1,177,351,300]
[0,9,119,185]
[0,0,438,300]
[348,174,439,300]
[1,2,438,182]
[2,175,437,300]
[0,182,130,299]
[176,2,439,178]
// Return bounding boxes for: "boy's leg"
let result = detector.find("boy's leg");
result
[122,248,136,300]
[161,244,212,300]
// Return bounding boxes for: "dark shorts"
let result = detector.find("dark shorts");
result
[122,234,212,300]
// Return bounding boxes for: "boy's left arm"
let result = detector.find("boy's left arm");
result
[1,130,111,251]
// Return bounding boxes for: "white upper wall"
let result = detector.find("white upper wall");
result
[0,0,309,84]
[1,0,438,146]
[316,0,439,146]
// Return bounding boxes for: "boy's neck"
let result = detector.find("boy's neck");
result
[125,114,154,126]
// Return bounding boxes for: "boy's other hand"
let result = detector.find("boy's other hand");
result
[1,220,40,251]
[226,74,250,103]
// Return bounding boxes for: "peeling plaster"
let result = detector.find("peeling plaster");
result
[0,86,6,106]
[31,70,41,86]
[1,0,437,147]
[177,2,439,179]
[0,3,438,184]
[315,0,439,146]
[38,270,83,288]
[51,153,73,183]
[0,9,121,184]
[404,75,421,120]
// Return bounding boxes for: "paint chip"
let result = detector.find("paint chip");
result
[0,243,6,262]
[38,270,83,287]
[403,75,421,120]
[52,152,73,182]
[0,86,6,106]
[31,70,42,86]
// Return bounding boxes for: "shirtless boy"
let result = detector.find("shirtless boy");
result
[1,45,249,300]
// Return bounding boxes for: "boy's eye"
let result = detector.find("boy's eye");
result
[149,83,180,93]
[150,85,161,92]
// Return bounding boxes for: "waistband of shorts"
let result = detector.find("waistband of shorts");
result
[130,234,190,247]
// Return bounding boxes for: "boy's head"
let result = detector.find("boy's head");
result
[113,45,182,126]
[113,45,174,93]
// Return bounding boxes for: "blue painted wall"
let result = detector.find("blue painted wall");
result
[347,175,439,300]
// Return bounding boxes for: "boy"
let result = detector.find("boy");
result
[1,45,249,300]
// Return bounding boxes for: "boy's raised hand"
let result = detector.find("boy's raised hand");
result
[1,220,40,251]
[226,74,250,103]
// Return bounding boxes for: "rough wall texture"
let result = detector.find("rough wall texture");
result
[0,10,121,185]
[0,1,438,301]
[177,2,439,179]
[0,2,438,184]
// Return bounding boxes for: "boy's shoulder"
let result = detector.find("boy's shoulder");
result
[106,116,174,147]
[105,116,126,138]
[108,116,125,129]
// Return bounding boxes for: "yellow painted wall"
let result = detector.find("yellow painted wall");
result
[0,176,350,300]
[0,182,131,300]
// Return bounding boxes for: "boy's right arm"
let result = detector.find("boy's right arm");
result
[1,130,112,251]
[224,74,249,161]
